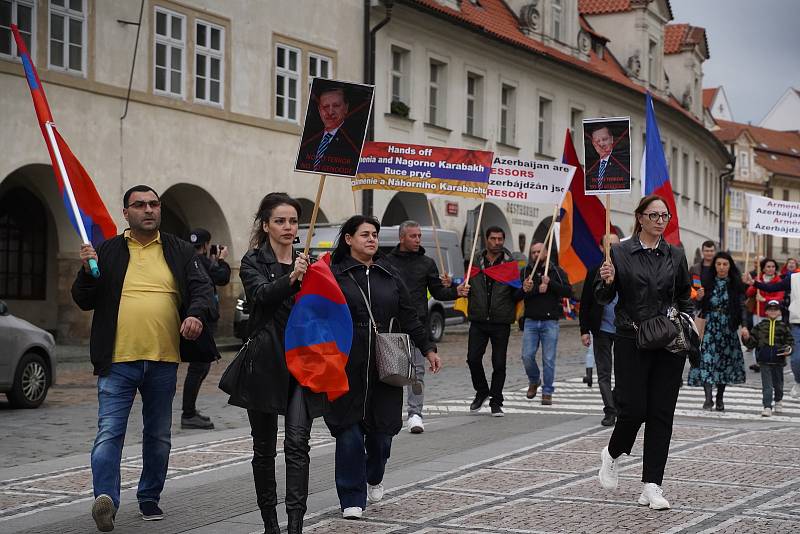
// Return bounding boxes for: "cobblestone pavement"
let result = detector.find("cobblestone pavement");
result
[299,422,800,534]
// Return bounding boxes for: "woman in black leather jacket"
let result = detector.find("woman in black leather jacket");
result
[235,193,316,534]
[326,215,441,520]
[594,194,692,511]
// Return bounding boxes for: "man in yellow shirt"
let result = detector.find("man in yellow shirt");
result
[72,185,216,532]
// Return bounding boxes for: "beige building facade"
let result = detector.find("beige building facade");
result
[1,0,731,341]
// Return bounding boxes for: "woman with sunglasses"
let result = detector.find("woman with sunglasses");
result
[595,195,693,510]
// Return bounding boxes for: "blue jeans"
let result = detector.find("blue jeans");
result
[792,325,800,384]
[521,320,559,395]
[334,424,392,510]
[91,361,177,509]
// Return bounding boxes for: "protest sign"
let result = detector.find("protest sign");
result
[295,78,374,178]
[583,117,632,195]
[488,156,576,205]
[353,142,493,199]
[747,194,800,239]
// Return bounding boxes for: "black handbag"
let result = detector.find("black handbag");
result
[218,337,255,399]
[634,245,682,351]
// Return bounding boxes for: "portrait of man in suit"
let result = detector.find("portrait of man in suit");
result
[295,79,374,177]
[583,119,631,194]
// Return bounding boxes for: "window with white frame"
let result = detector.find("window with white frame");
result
[727,227,742,252]
[730,189,743,210]
[551,0,562,41]
[500,84,516,145]
[275,43,300,121]
[391,46,409,106]
[428,60,446,126]
[538,97,552,155]
[681,152,689,196]
[465,72,483,136]
[49,0,84,74]
[648,39,658,86]
[154,7,185,97]
[570,107,583,159]
[308,53,331,85]
[739,150,749,176]
[694,160,700,200]
[670,147,679,193]
[0,0,35,59]
[195,20,223,105]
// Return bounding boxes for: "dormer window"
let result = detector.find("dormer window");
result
[648,39,658,87]
[552,0,563,41]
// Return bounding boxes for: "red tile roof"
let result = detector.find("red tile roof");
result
[408,0,701,125]
[664,23,709,58]
[755,150,800,178]
[579,14,608,42]
[714,120,800,157]
[702,87,718,110]
[578,0,632,15]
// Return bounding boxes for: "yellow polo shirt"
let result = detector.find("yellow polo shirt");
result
[113,231,182,363]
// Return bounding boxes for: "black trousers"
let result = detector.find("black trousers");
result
[181,361,211,417]
[594,331,616,416]
[248,385,312,519]
[466,322,511,407]
[608,336,685,485]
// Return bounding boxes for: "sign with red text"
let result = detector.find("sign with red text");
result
[488,156,576,205]
[747,193,800,238]
[353,142,493,199]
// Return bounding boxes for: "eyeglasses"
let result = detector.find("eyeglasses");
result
[643,212,671,222]
[128,200,161,209]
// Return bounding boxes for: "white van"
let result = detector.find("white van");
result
[298,224,466,341]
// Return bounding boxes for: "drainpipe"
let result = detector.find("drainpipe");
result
[362,0,393,216]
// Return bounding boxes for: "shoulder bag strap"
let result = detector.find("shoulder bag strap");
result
[347,271,379,335]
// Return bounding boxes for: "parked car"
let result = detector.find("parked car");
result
[233,224,467,343]
[0,300,57,408]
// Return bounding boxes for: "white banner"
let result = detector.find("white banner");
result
[747,193,800,238]
[487,157,576,205]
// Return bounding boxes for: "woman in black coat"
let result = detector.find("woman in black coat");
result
[234,193,321,534]
[326,215,441,519]
[594,195,693,511]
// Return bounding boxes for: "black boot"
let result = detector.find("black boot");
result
[715,384,726,412]
[702,384,713,410]
[287,510,304,534]
[582,367,593,388]
[261,507,280,534]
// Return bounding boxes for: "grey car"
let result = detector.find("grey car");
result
[0,300,57,408]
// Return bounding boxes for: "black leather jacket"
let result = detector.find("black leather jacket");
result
[594,236,692,338]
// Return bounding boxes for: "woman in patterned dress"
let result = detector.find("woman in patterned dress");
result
[688,251,747,411]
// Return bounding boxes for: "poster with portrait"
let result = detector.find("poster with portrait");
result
[582,117,632,195]
[294,78,375,178]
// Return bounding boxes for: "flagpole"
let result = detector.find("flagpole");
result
[44,122,100,278]
[426,199,446,275]
[304,174,327,256]
[352,189,358,214]
[464,199,486,287]
[543,204,559,277]
[604,194,611,263]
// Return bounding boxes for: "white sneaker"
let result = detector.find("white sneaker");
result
[638,483,670,510]
[762,407,772,417]
[598,446,619,489]
[407,414,424,434]
[791,383,800,398]
[342,507,363,519]
[774,401,783,414]
[367,483,384,503]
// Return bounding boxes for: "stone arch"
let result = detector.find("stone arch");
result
[461,202,511,258]
[381,192,440,226]
[296,198,328,224]
[160,183,232,254]
[0,164,71,333]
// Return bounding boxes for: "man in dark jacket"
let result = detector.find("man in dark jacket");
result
[521,240,572,406]
[466,226,523,417]
[73,185,216,531]
[579,234,620,425]
[385,221,466,434]
[181,228,231,430]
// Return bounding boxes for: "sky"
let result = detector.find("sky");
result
[670,0,800,125]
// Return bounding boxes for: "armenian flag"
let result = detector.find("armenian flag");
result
[285,254,352,401]
[11,25,116,271]
[559,130,605,285]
